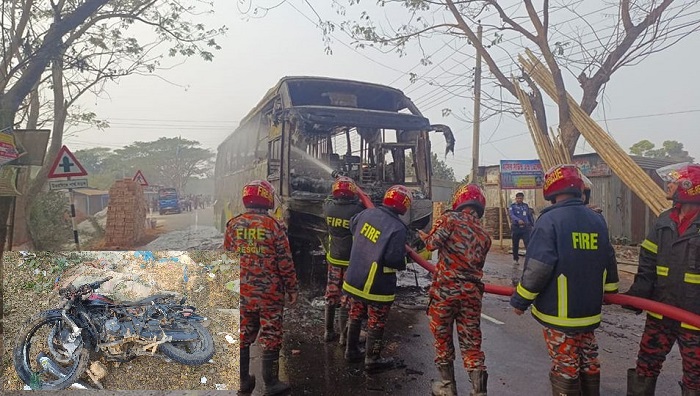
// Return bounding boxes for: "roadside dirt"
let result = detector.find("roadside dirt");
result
[1,251,239,391]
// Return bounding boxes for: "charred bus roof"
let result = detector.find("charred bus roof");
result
[221,76,429,148]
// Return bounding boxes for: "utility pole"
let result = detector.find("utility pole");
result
[470,24,483,184]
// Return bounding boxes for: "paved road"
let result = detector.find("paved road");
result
[150,206,216,232]
[245,251,683,396]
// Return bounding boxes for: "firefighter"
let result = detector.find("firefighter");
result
[224,180,299,396]
[343,184,411,372]
[418,184,492,396]
[625,163,700,395]
[510,164,619,395]
[322,176,364,344]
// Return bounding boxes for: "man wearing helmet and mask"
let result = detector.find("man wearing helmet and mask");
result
[510,164,619,396]
[418,184,492,396]
[224,180,298,396]
[322,176,365,344]
[343,185,412,372]
[625,163,700,396]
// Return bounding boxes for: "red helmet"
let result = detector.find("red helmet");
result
[383,185,413,215]
[452,184,486,218]
[332,176,358,199]
[657,163,700,204]
[242,180,275,209]
[543,164,584,202]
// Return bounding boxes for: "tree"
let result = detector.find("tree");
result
[2,0,226,248]
[113,137,213,192]
[407,152,456,181]
[248,1,699,156]
[630,139,694,162]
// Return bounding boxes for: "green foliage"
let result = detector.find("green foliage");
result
[75,137,214,191]
[28,191,73,251]
[629,139,694,162]
[406,152,456,181]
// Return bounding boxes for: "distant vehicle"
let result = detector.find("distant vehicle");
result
[158,188,181,215]
[214,76,455,274]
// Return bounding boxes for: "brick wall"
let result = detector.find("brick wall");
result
[104,179,147,247]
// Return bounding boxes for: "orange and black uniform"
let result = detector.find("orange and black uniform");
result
[224,208,298,351]
[424,207,492,370]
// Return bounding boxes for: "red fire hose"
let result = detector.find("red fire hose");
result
[356,187,700,329]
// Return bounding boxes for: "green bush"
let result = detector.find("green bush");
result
[29,191,73,250]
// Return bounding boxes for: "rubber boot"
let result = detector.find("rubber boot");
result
[338,306,349,346]
[364,328,394,373]
[550,373,580,396]
[262,350,290,396]
[580,372,600,396]
[681,381,700,396]
[626,368,657,396]
[323,304,337,342]
[238,346,255,395]
[469,369,488,396]
[431,362,457,396]
[344,319,364,362]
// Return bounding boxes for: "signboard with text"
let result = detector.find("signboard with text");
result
[500,160,544,190]
[49,179,89,190]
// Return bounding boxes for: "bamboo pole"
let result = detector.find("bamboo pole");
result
[518,49,669,216]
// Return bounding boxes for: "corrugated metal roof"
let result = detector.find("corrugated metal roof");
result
[628,155,685,170]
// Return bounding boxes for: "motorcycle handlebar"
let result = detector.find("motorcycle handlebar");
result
[87,276,113,290]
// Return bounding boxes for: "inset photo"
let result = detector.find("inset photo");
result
[1,250,239,391]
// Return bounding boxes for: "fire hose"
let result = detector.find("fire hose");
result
[356,187,700,329]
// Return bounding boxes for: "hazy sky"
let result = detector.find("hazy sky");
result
[65,0,700,180]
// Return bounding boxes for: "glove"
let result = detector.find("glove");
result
[620,291,643,315]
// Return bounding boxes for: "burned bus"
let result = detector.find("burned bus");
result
[214,76,454,277]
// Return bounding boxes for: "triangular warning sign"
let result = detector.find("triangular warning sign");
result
[133,170,149,186]
[48,145,88,178]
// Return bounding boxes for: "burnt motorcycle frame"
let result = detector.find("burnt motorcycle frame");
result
[13,276,214,390]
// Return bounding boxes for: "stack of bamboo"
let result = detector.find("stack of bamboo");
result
[518,49,669,216]
[513,80,570,172]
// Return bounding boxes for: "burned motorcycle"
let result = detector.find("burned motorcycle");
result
[13,276,215,390]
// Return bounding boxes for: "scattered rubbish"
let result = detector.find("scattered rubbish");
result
[291,349,301,356]
[215,384,228,390]
[225,334,235,344]
[200,376,207,384]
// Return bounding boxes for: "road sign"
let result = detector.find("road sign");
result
[48,145,88,178]
[49,178,89,190]
[133,170,149,186]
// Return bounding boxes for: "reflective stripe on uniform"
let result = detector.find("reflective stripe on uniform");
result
[532,306,601,328]
[382,267,397,274]
[641,239,658,254]
[685,273,700,284]
[342,262,395,303]
[604,282,619,292]
[326,251,349,267]
[647,312,700,331]
[516,284,538,301]
[557,274,568,318]
[657,266,669,277]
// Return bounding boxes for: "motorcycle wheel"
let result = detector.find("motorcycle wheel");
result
[160,321,215,365]
[13,310,91,390]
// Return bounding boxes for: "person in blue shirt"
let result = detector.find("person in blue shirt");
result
[508,191,535,286]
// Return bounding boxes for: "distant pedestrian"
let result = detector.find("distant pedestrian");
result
[508,191,535,286]
[343,185,411,372]
[224,180,298,396]
[419,184,491,396]
[510,164,618,395]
